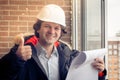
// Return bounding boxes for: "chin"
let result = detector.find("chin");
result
[46,40,54,45]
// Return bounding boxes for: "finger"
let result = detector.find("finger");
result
[92,61,104,67]
[24,46,31,49]
[26,52,32,58]
[24,49,32,54]
[92,62,103,67]
[94,58,104,64]
[92,62,104,71]
[19,51,32,60]
[95,65,104,72]
[24,52,32,60]
[19,33,24,47]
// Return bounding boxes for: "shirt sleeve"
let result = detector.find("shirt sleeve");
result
[98,69,107,80]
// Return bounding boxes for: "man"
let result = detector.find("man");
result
[0,4,106,80]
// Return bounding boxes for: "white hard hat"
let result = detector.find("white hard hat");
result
[37,4,66,27]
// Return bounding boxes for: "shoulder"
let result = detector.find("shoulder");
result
[57,40,79,55]
[58,40,72,50]
[56,40,72,51]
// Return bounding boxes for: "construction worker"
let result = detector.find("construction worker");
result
[0,4,106,80]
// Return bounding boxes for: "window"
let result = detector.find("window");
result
[72,0,107,78]
[81,0,105,50]
[72,0,105,51]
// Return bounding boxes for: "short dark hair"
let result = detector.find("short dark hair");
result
[33,19,67,38]
[33,20,43,38]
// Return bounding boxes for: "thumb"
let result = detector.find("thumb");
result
[19,33,24,47]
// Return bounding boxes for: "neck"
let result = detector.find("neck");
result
[38,40,54,58]
[44,45,54,58]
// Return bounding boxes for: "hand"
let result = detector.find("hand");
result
[92,58,105,72]
[16,34,32,61]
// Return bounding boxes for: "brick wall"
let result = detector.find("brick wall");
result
[0,0,72,56]
[108,40,120,80]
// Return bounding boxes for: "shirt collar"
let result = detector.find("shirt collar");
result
[35,42,58,58]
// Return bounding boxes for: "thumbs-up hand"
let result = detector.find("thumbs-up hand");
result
[15,33,32,61]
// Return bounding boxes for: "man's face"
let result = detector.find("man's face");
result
[37,21,62,46]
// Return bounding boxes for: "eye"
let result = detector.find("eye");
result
[55,26,61,31]
[44,25,50,28]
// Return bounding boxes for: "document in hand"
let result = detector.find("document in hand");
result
[66,48,107,80]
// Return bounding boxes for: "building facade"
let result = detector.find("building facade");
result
[108,37,120,80]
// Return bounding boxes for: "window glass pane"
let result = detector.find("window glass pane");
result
[113,45,117,49]
[108,45,112,49]
[109,50,112,55]
[113,50,117,55]
[85,0,102,50]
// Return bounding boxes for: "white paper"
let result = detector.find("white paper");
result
[66,48,107,80]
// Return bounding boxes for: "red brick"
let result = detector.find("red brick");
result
[56,1,65,5]
[0,0,8,5]
[10,21,27,26]
[0,11,9,15]
[8,36,14,41]
[65,1,71,5]
[0,43,8,47]
[0,21,8,25]
[45,0,58,4]
[28,1,45,5]
[0,32,8,36]
[0,6,18,10]
[0,27,8,31]
[28,11,38,16]
[0,37,10,42]
[37,6,43,10]
[9,42,14,48]
[9,32,23,36]
[10,11,38,16]
[62,6,71,12]
[2,16,18,20]
[19,6,37,10]
[0,48,10,53]
[66,20,71,25]
[19,27,28,31]
[10,0,27,5]
[28,22,35,26]
[28,28,34,33]
[10,11,26,15]
[19,16,36,21]
[9,26,19,31]
[61,37,71,44]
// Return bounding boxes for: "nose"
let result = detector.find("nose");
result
[48,27,55,34]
